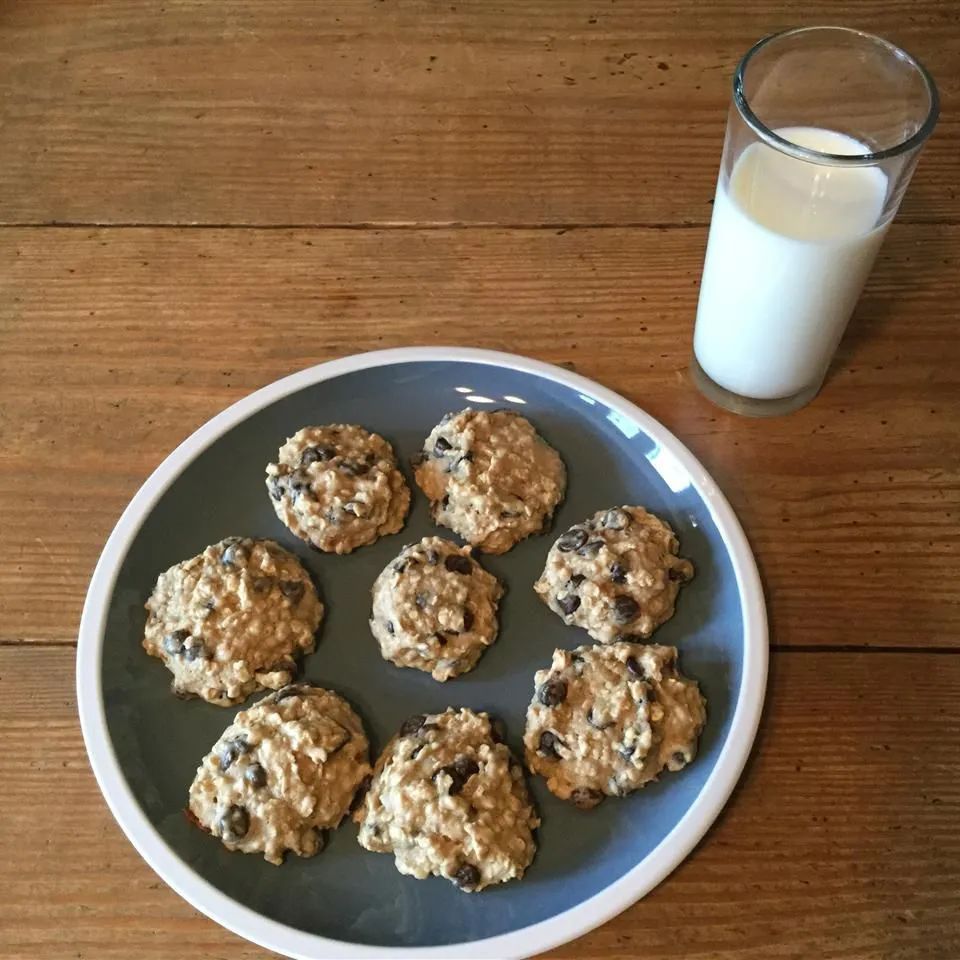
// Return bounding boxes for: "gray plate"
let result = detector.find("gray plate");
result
[80,350,766,958]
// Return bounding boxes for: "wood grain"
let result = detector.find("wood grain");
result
[0,0,957,227]
[1,646,958,959]
[2,225,958,648]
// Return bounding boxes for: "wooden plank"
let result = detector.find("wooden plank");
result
[1,646,958,958]
[0,0,956,226]
[1,224,958,648]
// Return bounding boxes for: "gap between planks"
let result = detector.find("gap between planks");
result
[3,218,960,230]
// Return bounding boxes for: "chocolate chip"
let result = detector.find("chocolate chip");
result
[162,629,190,655]
[426,549,439,565]
[612,595,639,623]
[433,436,452,457]
[672,751,688,767]
[587,708,612,730]
[219,804,249,841]
[433,632,447,646]
[400,714,427,737]
[204,599,216,611]
[386,620,395,635]
[462,608,474,631]
[603,508,631,530]
[577,539,604,557]
[301,445,335,466]
[538,730,565,759]
[252,576,273,592]
[340,460,369,476]
[557,594,581,616]
[244,763,267,788]
[669,565,692,583]
[182,637,208,662]
[267,477,283,501]
[538,679,567,706]
[454,863,481,890]
[570,787,604,809]
[488,717,507,743]
[279,580,305,603]
[568,573,586,588]
[609,561,628,584]
[437,756,480,795]
[444,554,472,575]
[415,592,429,610]
[440,494,450,509]
[221,541,247,566]
[452,755,479,779]
[626,656,645,678]
[557,527,587,552]
[219,743,238,771]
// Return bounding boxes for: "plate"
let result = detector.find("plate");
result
[77,347,767,959]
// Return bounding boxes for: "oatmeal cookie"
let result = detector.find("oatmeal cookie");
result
[414,409,565,554]
[370,537,503,681]
[266,424,410,554]
[143,537,323,706]
[188,684,371,864]
[534,506,693,643]
[524,643,706,808]
[355,708,538,891]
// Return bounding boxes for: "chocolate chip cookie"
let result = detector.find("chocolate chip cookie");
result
[524,643,706,808]
[188,684,371,864]
[143,537,323,706]
[534,506,694,643]
[414,409,566,554]
[355,708,539,891]
[370,537,503,681]
[266,424,410,554]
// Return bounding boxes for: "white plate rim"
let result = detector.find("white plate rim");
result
[76,346,768,960]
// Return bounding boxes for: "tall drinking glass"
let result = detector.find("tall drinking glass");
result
[690,26,939,416]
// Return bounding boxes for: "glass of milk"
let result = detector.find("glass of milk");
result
[691,26,939,416]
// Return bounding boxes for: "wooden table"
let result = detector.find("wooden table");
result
[2,2,958,958]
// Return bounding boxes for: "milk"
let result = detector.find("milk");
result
[693,127,890,400]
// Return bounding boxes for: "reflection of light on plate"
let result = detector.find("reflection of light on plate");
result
[647,443,692,493]
[465,394,495,403]
[455,386,473,394]
[578,393,597,406]
[503,394,526,404]
[606,410,641,439]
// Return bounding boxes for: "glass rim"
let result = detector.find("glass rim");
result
[733,25,940,167]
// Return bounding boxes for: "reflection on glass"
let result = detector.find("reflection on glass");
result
[454,386,473,394]
[465,394,495,403]
[646,443,692,494]
[502,394,527,404]
[578,393,597,406]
